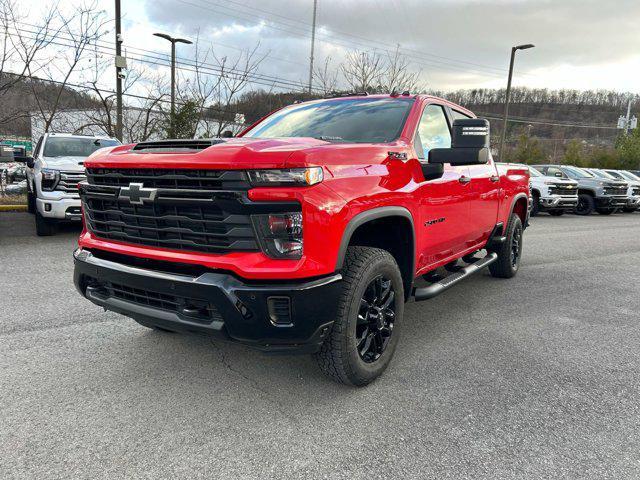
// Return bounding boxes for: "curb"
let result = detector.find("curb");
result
[0,205,28,212]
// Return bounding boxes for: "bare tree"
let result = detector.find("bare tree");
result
[341,50,385,93]
[382,45,423,93]
[194,45,266,136]
[0,0,64,124]
[312,56,338,95]
[79,51,167,142]
[26,1,109,133]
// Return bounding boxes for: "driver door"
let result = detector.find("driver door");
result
[413,103,472,271]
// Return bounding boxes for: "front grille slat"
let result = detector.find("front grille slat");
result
[82,168,262,254]
[55,171,86,194]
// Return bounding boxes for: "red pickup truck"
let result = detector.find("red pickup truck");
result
[74,94,529,386]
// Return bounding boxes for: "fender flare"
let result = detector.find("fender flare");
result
[335,206,416,273]
[508,192,530,228]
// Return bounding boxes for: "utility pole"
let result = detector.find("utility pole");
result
[498,43,534,161]
[308,0,318,94]
[114,0,123,141]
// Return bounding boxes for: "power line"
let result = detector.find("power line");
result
[170,0,518,80]
[191,0,536,78]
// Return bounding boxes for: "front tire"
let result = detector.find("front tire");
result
[575,193,595,215]
[27,182,36,214]
[489,213,523,279]
[316,246,404,386]
[35,210,56,236]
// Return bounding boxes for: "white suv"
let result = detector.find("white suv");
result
[26,133,120,236]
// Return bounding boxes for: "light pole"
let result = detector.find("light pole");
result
[153,33,193,130]
[499,43,534,161]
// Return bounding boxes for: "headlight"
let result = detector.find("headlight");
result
[40,168,59,191]
[247,167,323,187]
[252,212,303,259]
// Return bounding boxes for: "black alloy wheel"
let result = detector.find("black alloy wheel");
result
[356,275,396,363]
[510,222,523,269]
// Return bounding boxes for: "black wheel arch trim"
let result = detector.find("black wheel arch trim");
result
[507,193,530,228]
[335,206,416,274]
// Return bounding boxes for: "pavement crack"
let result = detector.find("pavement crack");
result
[209,340,300,426]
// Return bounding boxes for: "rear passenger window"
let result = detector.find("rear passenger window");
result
[415,104,451,160]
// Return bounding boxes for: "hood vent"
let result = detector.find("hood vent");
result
[131,138,228,153]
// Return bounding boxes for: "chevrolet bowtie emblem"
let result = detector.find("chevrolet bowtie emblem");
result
[119,183,158,205]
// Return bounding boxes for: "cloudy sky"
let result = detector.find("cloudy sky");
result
[19,0,640,93]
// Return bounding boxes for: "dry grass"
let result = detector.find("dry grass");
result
[0,193,27,205]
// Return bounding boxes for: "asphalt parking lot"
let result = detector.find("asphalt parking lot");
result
[2,211,640,479]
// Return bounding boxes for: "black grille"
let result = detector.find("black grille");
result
[87,277,223,323]
[604,186,628,196]
[82,192,259,254]
[86,168,250,190]
[82,168,299,255]
[549,185,578,196]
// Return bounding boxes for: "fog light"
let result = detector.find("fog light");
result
[45,203,52,212]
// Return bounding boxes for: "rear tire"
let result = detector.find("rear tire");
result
[35,210,56,236]
[489,213,523,279]
[316,246,404,386]
[575,193,594,215]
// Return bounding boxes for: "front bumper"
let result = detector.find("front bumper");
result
[36,196,81,220]
[73,249,342,354]
[539,195,578,211]
[595,196,629,209]
[627,196,640,208]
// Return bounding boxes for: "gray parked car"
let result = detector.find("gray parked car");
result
[532,164,628,215]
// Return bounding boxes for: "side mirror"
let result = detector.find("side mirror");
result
[14,155,34,168]
[555,172,563,178]
[221,130,234,138]
[429,118,490,166]
[421,163,444,181]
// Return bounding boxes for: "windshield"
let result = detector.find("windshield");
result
[528,167,542,177]
[563,166,593,179]
[589,169,615,180]
[604,170,624,180]
[43,137,120,157]
[620,171,640,181]
[243,97,415,143]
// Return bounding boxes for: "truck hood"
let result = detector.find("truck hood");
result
[539,175,578,186]
[85,137,392,170]
[41,156,86,172]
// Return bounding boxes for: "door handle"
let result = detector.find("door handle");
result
[459,176,471,185]
[490,175,500,183]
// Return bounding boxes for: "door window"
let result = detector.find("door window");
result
[415,104,451,160]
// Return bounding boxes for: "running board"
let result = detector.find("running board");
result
[413,252,498,301]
